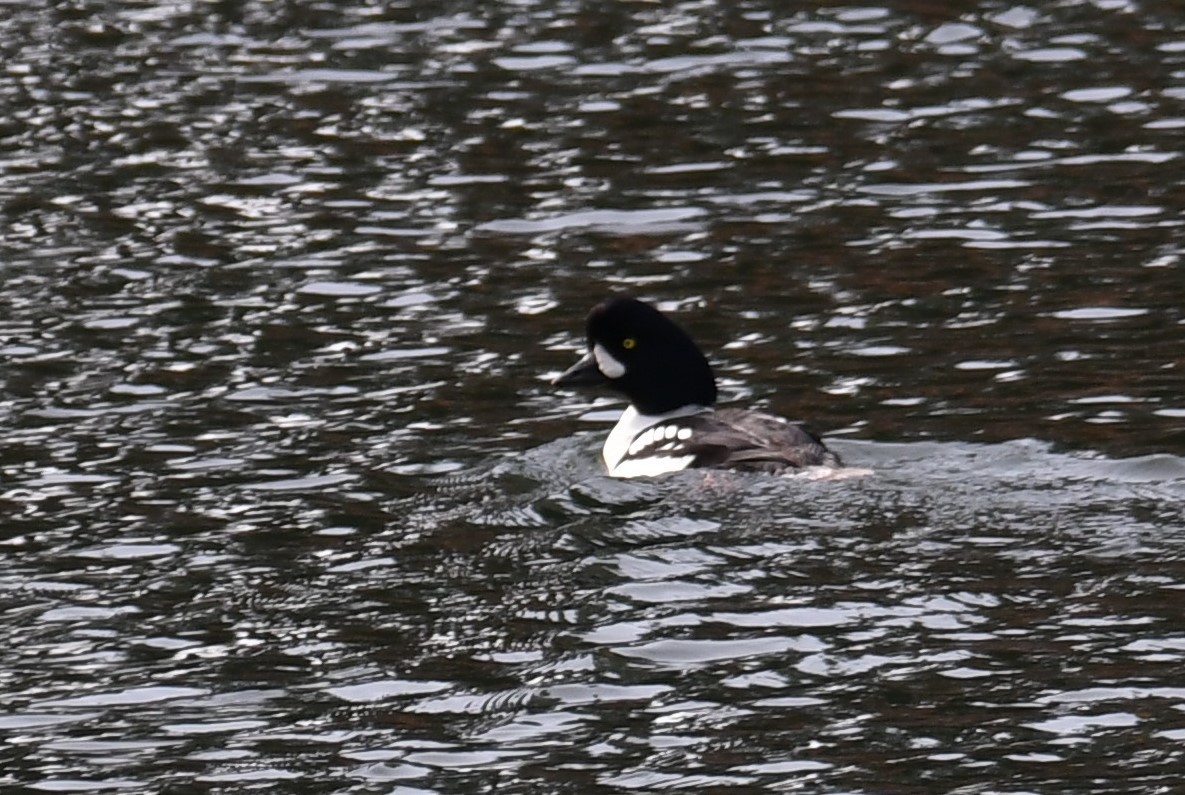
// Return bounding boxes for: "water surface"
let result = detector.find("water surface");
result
[2,1,1185,793]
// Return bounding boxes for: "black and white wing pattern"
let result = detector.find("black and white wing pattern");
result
[615,409,840,476]
[699,408,840,472]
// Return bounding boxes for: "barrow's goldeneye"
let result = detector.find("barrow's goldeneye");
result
[554,297,840,478]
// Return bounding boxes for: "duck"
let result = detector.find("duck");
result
[554,297,840,478]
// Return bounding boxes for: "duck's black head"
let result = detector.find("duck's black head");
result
[554,297,717,415]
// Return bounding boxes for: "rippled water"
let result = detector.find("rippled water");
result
[3,1,1185,793]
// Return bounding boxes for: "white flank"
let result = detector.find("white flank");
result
[602,405,708,479]
[592,343,626,379]
[610,455,696,478]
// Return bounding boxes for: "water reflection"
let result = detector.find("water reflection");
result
[2,0,1185,792]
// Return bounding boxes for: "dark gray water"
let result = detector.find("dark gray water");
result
[3,2,1185,793]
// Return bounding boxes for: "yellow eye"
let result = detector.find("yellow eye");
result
[622,337,637,350]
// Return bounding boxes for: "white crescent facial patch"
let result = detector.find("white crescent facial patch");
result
[593,343,626,379]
